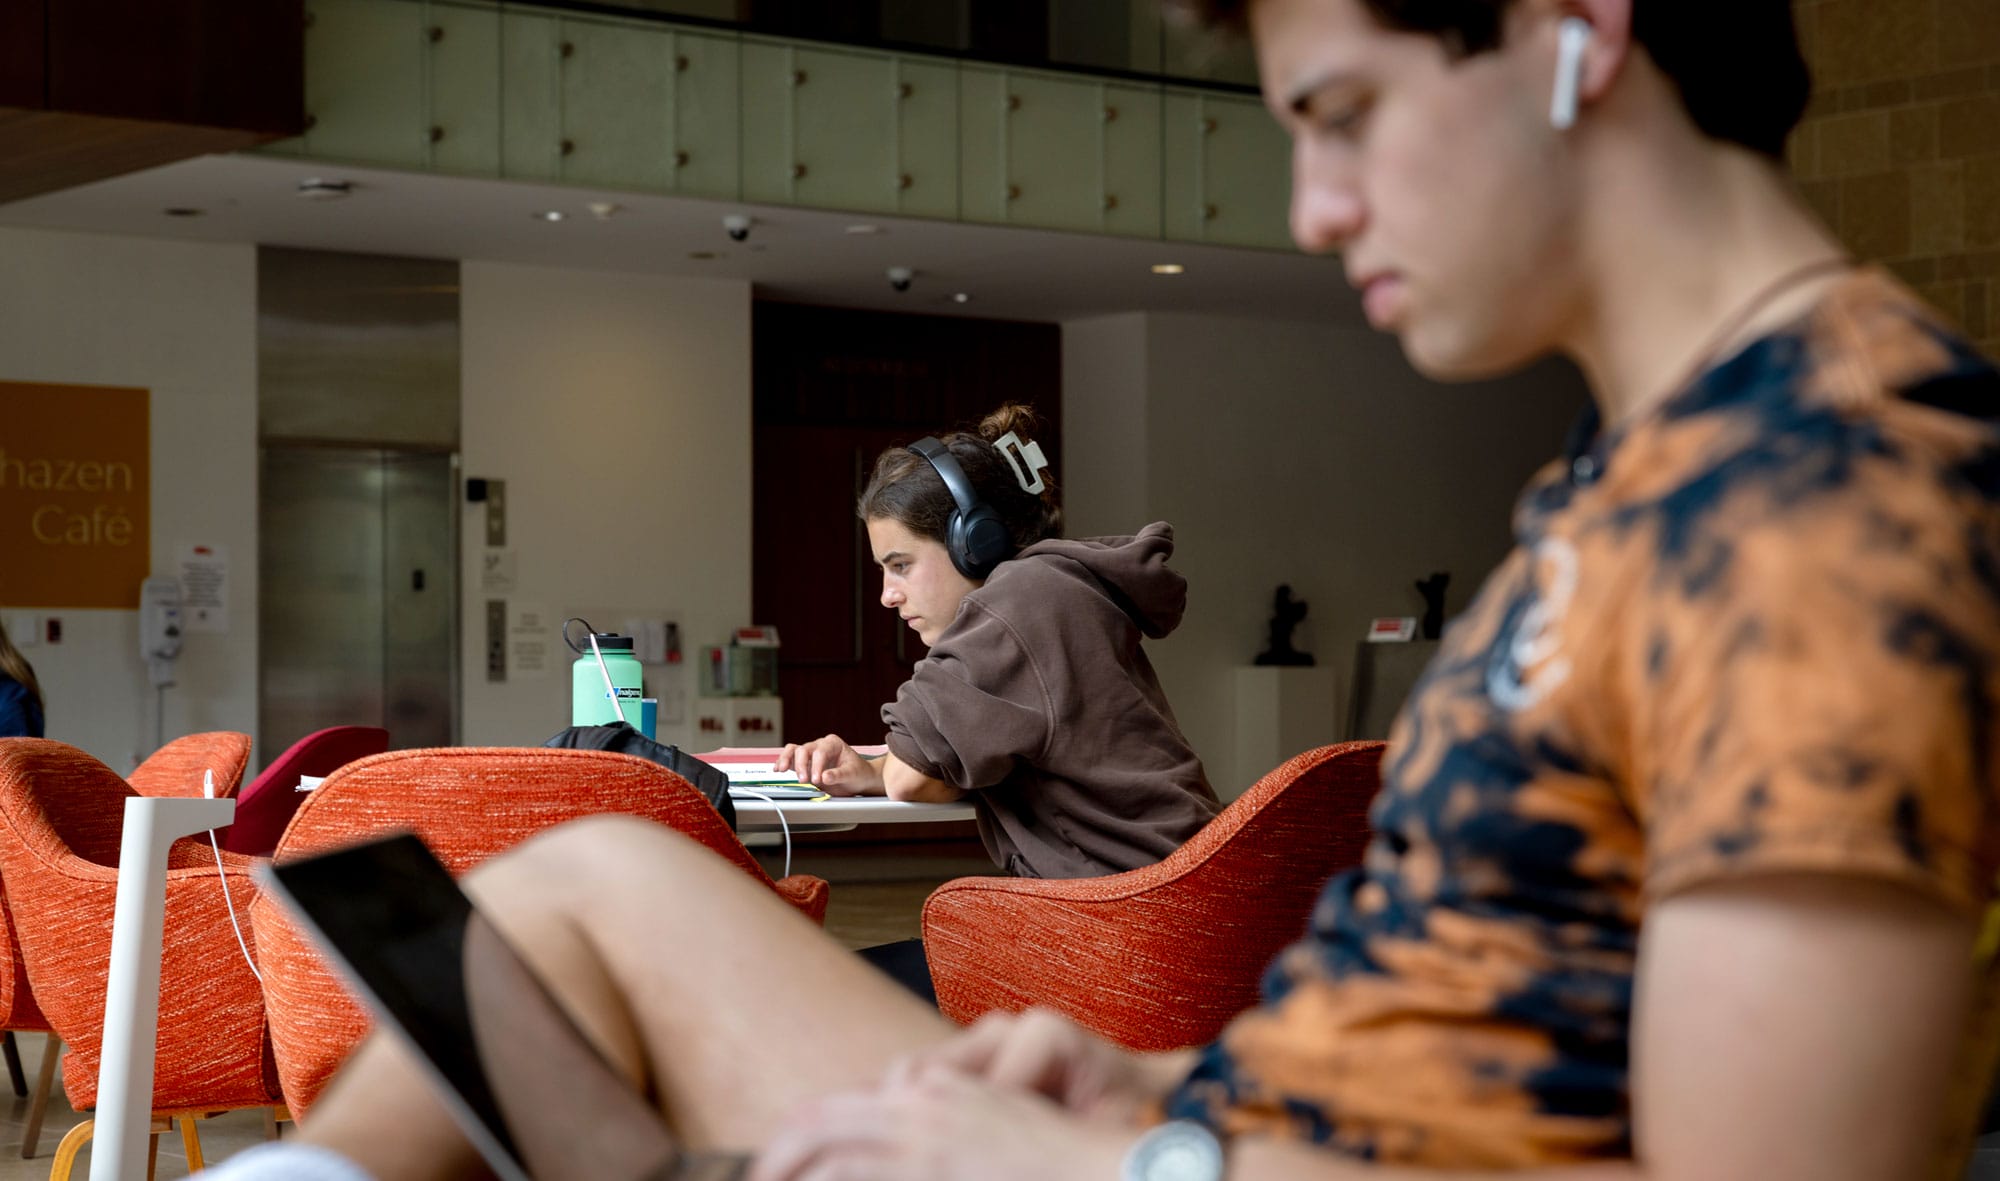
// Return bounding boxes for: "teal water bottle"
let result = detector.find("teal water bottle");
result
[571,632,644,728]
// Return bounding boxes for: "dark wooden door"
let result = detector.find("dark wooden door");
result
[753,303,1060,745]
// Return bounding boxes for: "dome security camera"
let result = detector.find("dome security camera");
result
[887,266,914,293]
[723,214,752,242]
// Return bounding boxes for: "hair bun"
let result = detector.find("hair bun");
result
[977,401,1044,444]
[972,403,1060,535]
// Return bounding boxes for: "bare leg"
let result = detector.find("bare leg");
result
[297,816,950,1180]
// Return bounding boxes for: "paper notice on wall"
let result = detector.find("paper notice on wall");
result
[508,602,552,680]
[479,548,517,594]
[178,543,229,632]
[622,617,676,664]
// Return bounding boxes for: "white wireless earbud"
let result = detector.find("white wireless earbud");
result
[1551,16,1592,131]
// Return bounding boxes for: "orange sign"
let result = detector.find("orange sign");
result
[0,381,151,608]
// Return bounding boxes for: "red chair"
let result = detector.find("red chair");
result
[0,740,281,1178]
[127,731,252,799]
[0,743,57,1159]
[221,726,389,857]
[921,741,1384,1051]
[0,914,57,1160]
[250,746,832,1113]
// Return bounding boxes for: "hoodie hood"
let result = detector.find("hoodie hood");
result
[1010,521,1185,639]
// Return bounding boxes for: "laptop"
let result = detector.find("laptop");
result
[261,833,751,1181]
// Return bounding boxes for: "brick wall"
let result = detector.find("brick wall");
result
[1789,0,1999,357]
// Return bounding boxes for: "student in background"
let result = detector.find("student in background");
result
[0,619,44,739]
[775,402,1219,883]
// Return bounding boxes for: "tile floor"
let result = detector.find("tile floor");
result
[0,865,955,1179]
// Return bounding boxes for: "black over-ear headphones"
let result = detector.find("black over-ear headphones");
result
[907,436,1013,580]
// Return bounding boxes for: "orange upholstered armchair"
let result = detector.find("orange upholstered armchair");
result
[127,730,252,798]
[0,739,280,1175]
[0,891,57,1160]
[250,746,831,1113]
[922,741,1385,1051]
[0,741,57,1159]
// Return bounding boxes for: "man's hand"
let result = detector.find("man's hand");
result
[775,736,885,796]
[886,1008,1193,1122]
[747,1066,1134,1181]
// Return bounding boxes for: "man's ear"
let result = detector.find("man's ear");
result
[1522,0,1633,117]
[1558,0,1634,112]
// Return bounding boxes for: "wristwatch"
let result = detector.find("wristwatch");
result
[1120,1120,1226,1181]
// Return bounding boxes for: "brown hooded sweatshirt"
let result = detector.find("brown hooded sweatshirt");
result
[883,521,1219,879]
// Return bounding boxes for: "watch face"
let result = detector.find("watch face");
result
[1129,1122,1223,1181]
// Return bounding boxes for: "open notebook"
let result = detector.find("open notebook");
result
[721,766,823,800]
[696,746,884,801]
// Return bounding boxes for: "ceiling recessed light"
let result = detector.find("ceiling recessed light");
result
[296,178,353,200]
[1151,264,1185,275]
[587,201,622,221]
[533,210,566,222]
[162,207,205,218]
[952,292,971,303]
[845,224,881,235]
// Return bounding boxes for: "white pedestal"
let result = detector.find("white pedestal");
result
[1231,666,1339,798]
[94,795,236,1181]
[1348,640,1439,740]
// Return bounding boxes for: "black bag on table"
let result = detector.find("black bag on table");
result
[543,722,736,831]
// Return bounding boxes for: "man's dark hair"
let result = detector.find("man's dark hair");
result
[1177,1,1810,160]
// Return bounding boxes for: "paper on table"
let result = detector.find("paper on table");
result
[723,764,795,782]
[699,745,889,760]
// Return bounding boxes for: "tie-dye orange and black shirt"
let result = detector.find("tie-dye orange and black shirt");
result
[1162,271,2000,1166]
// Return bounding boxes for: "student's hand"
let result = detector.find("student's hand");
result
[748,1066,1132,1181]
[775,735,885,796]
[883,1007,1190,1122]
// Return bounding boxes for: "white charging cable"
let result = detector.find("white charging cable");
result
[730,789,792,880]
[203,768,262,983]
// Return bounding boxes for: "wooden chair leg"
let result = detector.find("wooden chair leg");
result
[179,1115,205,1172]
[2,1031,25,1097]
[23,1036,59,1159]
[261,1107,279,1141]
[48,1119,92,1181]
[146,1126,159,1181]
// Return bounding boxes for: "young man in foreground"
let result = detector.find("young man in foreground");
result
[217,1,2000,1177]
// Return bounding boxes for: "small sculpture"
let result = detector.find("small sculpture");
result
[1255,584,1314,667]
[1415,571,1450,640]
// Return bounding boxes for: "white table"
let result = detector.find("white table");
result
[96,795,238,1181]
[700,747,977,837]
[733,796,976,836]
